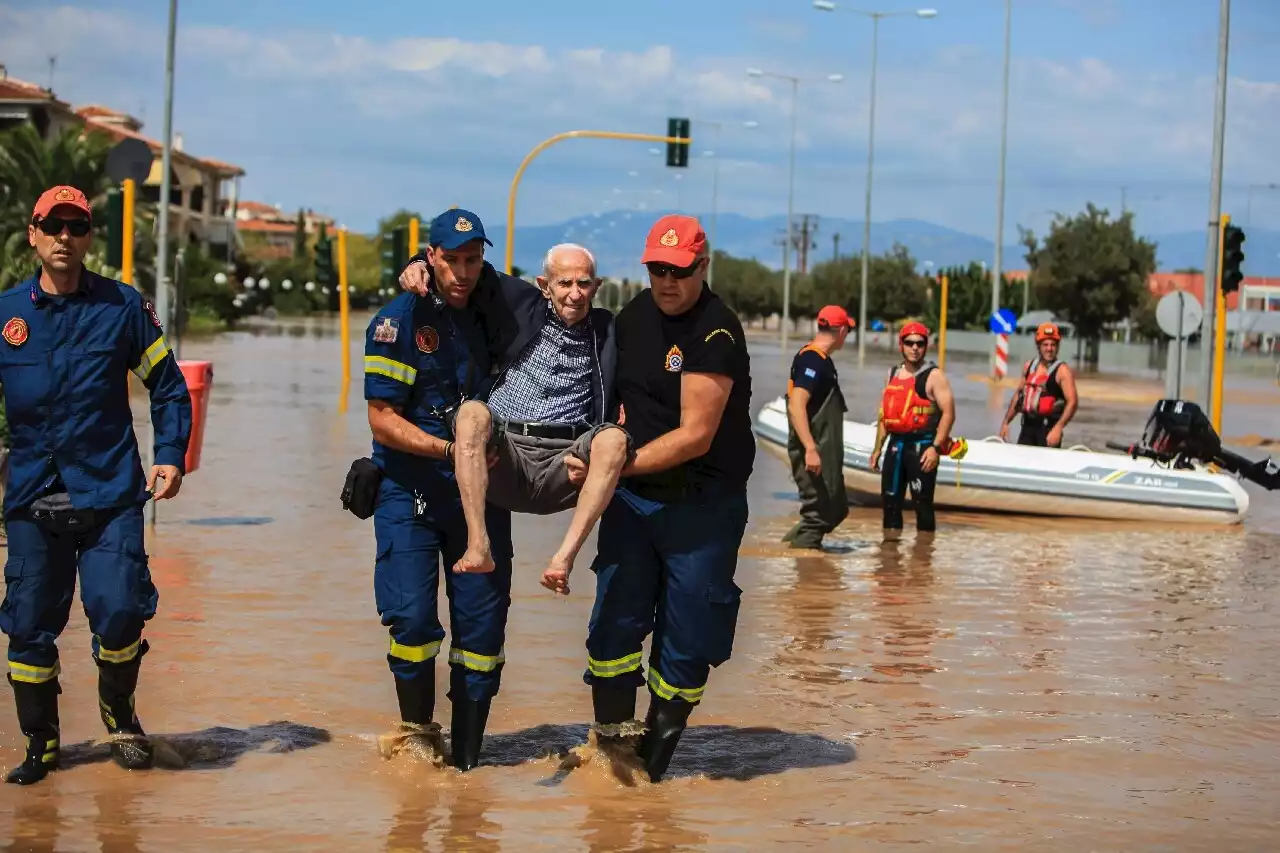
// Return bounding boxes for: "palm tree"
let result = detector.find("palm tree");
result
[0,123,118,289]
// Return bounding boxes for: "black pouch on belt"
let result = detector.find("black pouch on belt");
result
[341,457,383,520]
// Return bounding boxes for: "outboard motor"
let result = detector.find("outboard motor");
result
[1108,399,1280,490]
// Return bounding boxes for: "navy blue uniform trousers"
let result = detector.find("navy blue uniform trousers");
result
[373,480,513,702]
[1,503,156,684]
[584,486,748,705]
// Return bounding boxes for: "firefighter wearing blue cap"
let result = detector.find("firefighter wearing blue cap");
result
[358,208,515,771]
[0,186,192,786]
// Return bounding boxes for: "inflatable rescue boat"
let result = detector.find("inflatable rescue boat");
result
[751,396,1252,525]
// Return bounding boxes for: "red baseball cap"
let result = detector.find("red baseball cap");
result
[32,185,92,223]
[817,305,853,329]
[641,214,706,267]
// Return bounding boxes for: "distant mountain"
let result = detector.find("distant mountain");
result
[482,211,1280,281]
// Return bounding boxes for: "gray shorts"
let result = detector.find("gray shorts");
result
[486,422,632,515]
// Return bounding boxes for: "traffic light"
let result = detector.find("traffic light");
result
[313,227,336,312]
[104,186,125,269]
[381,226,408,292]
[666,117,690,168]
[1221,223,1245,294]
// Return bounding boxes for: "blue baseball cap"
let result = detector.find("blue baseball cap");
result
[428,208,493,250]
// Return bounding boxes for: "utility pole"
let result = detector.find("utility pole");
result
[1200,0,1231,408]
[797,214,819,274]
[833,232,841,262]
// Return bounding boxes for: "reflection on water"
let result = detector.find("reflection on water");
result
[0,319,1276,851]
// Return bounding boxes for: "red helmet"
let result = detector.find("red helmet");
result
[898,321,930,343]
[1035,322,1061,343]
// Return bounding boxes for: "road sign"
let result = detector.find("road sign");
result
[105,138,154,185]
[1155,290,1203,339]
[988,308,1016,335]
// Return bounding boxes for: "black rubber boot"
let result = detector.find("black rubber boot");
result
[637,695,694,783]
[97,646,154,771]
[592,681,637,726]
[387,673,447,762]
[448,667,490,772]
[5,674,61,786]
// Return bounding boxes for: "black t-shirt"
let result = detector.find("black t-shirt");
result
[789,347,838,421]
[615,285,754,493]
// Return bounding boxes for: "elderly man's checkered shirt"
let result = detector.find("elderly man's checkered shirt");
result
[487,303,596,423]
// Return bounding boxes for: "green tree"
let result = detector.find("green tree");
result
[705,250,781,321]
[293,208,307,261]
[921,262,1020,331]
[1021,203,1157,365]
[807,243,929,325]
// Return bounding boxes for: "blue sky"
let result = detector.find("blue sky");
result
[3,0,1278,245]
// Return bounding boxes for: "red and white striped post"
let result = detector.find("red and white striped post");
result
[994,333,1009,379]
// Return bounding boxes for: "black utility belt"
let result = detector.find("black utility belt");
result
[25,507,101,534]
[499,420,592,441]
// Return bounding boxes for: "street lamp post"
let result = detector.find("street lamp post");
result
[746,69,842,354]
[992,0,1012,378]
[689,118,758,290]
[814,2,937,365]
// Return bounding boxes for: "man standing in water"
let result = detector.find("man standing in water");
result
[998,322,1078,448]
[0,186,191,785]
[579,214,754,783]
[869,322,956,534]
[782,305,852,550]
[360,208,512,771]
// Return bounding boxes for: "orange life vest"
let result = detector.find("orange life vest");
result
[1019,358,1064,417]
[879,362,938,435]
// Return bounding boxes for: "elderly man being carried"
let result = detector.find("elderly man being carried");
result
[400,242,631,594]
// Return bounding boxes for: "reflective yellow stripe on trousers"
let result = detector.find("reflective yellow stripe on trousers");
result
[8,660,60,684]
[449,647,505,672]
[389,639,441,663]
[648,668,705,704]
[96,636,142,664]
[587,651,643,679]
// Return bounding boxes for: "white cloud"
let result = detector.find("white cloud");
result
[1,4,1276,239]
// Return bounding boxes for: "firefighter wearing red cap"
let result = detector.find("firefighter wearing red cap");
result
[869,321,955,533]
[0,186,192,785]
[782,305,852,549]
[580,214,754,783]
[999,321,1078,447]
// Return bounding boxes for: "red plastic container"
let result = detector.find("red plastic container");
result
[178,360,213,475]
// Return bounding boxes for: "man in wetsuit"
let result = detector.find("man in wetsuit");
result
[869,321,955,533]
[782,305,852,550]
[999,322,1078,448]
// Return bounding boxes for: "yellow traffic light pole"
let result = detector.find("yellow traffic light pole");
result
[121,178,136,284]
[505,130,694,274]
[408,216,419,256]
[338,228,351,412]
[937,274,949,370]
[1210,214,1229,432]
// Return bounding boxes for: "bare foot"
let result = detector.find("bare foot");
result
[453,541,495,574]
[540,555,573,595]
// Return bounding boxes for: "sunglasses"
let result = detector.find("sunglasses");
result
[36,216,91,238]
[646,258,702,280]
[902,338,927,347]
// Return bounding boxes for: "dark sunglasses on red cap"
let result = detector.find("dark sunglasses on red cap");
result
[646,258,703,280]
[35,215,91,238]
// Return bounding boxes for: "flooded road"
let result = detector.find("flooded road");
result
[2,314,1278,851]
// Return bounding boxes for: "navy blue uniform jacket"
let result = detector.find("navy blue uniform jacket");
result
[0,269,192,516]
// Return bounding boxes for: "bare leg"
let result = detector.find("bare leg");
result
[542,428,629,595]
[452,401,495,574]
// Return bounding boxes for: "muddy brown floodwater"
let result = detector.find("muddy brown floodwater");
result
[2,316,1278,852]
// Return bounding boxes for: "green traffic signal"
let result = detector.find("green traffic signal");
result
[1221,223,1245,294]
[104,187,124,269]
[666,117,690,168]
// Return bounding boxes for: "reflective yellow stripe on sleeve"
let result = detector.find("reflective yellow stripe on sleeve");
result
[364,355,418,386]
[131,335,170,381]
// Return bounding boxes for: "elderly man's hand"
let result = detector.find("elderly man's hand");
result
[398,259,430,296]
[564,453,588,487]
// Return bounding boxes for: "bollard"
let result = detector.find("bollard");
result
[177,360,213,474]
